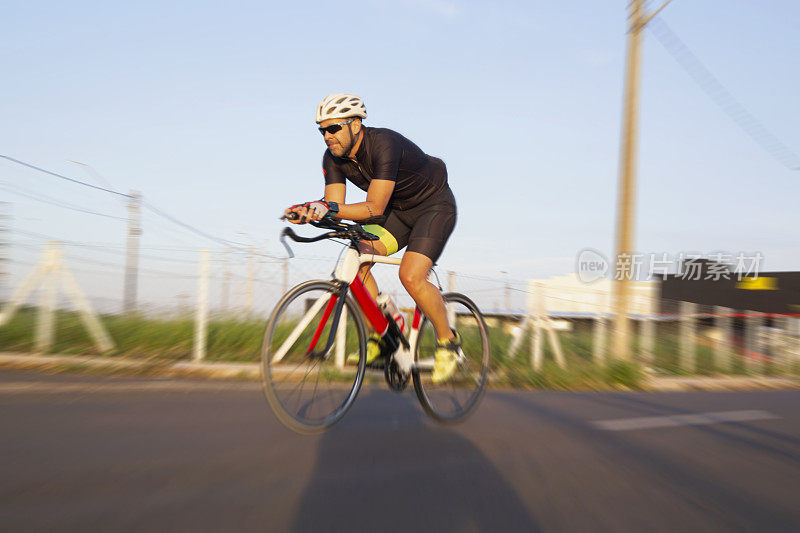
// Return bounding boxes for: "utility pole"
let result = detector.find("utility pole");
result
[123,190,142,313]
[447,270,456,293]
[612,0,672,361]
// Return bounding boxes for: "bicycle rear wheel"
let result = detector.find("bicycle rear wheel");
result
[412,292,489,423]
[261,280,367,433]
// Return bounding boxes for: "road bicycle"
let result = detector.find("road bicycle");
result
[261,216,490,433]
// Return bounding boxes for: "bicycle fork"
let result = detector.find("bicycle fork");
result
[304,282,349,360]
[305,283,417,371]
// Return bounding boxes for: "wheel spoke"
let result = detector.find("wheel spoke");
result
[262,281,366,432]
[456,359,483,387]
[412,294,488,422]
[272,294,329,364]
[285,357,321,411]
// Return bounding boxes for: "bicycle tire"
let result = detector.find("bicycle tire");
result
[412,292,489,423]
[261,280,367,433]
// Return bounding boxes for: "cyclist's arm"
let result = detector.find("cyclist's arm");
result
[333,132,399,221]
[324,183,345,204]
[333,179,394,221]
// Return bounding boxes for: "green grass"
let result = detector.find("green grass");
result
[0,307,263,361]
[501,320,789,378]
[2,306,794,388]
[488,327,644,390]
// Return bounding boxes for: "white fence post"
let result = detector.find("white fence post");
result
[679,301,696,372]
[743,311,754,373]
[0,263,47,327]
[530,282,543,370]
[508,316,528,359]
[744,310,764,374]
[509,281,533,359]
[766,316,779,374]
[61,268,115,352]
[35,245,60,352]
[1,243,114,352]
[593,290,607,364]
[446,270,456,326]
[754,312,766,374]
[447,270,456,292]
[713,306,733,372]
[541,285,566,369]
[526,282,566,370]
[786,316,800,375]
[194,249,209,362]
[640,292,655,367]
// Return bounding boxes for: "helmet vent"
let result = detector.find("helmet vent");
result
[315,93,367,123]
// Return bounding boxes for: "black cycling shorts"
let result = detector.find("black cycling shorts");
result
[363,188,457,263]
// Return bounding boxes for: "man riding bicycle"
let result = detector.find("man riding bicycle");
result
[284,93,459,383]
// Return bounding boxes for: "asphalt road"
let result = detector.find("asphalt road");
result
[1,369,799,532]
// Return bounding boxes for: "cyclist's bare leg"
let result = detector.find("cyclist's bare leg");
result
[356,240,387,330]
[398,251,454,342]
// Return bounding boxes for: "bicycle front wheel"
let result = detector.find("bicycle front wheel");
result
[412,292,489,423]
[261,280,367,433]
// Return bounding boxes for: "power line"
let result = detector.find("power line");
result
[452,272,529,285]
[68,160,121,195]
[140,200,260,250]
[0,155,132,197]
[12,238,199,264]
[13,229,284,269]
[66,255,197,280]
[0,183,126,221]
[2,155,271,251]
[10,228,207,253]
[648,18,800,171]
[12,243,182,277]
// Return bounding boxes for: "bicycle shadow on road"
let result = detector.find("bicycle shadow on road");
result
[290,386,540,533]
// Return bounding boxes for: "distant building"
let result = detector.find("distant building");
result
[526,274,658,318]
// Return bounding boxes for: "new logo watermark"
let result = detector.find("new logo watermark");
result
[576,248,609,283]
[574,250,763,284]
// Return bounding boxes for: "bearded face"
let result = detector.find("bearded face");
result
[320,118,361,158]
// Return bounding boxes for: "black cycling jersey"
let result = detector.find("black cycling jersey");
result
[322,127,450,211]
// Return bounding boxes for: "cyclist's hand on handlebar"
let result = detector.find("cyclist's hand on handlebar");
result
[283,204,307,224]
[282,201,339,224]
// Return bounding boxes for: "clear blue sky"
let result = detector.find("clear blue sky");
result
[2,0,799,310]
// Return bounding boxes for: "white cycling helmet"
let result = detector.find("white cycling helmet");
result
[315,93,367,124]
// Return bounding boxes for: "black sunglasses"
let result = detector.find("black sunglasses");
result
[318,119,354,136]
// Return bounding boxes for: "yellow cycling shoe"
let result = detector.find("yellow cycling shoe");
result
[431,330,462,384]
[347,334,383,365]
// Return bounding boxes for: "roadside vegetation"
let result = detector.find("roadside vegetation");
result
[1,306,793,389]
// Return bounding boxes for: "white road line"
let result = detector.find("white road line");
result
[592,410,780,431]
